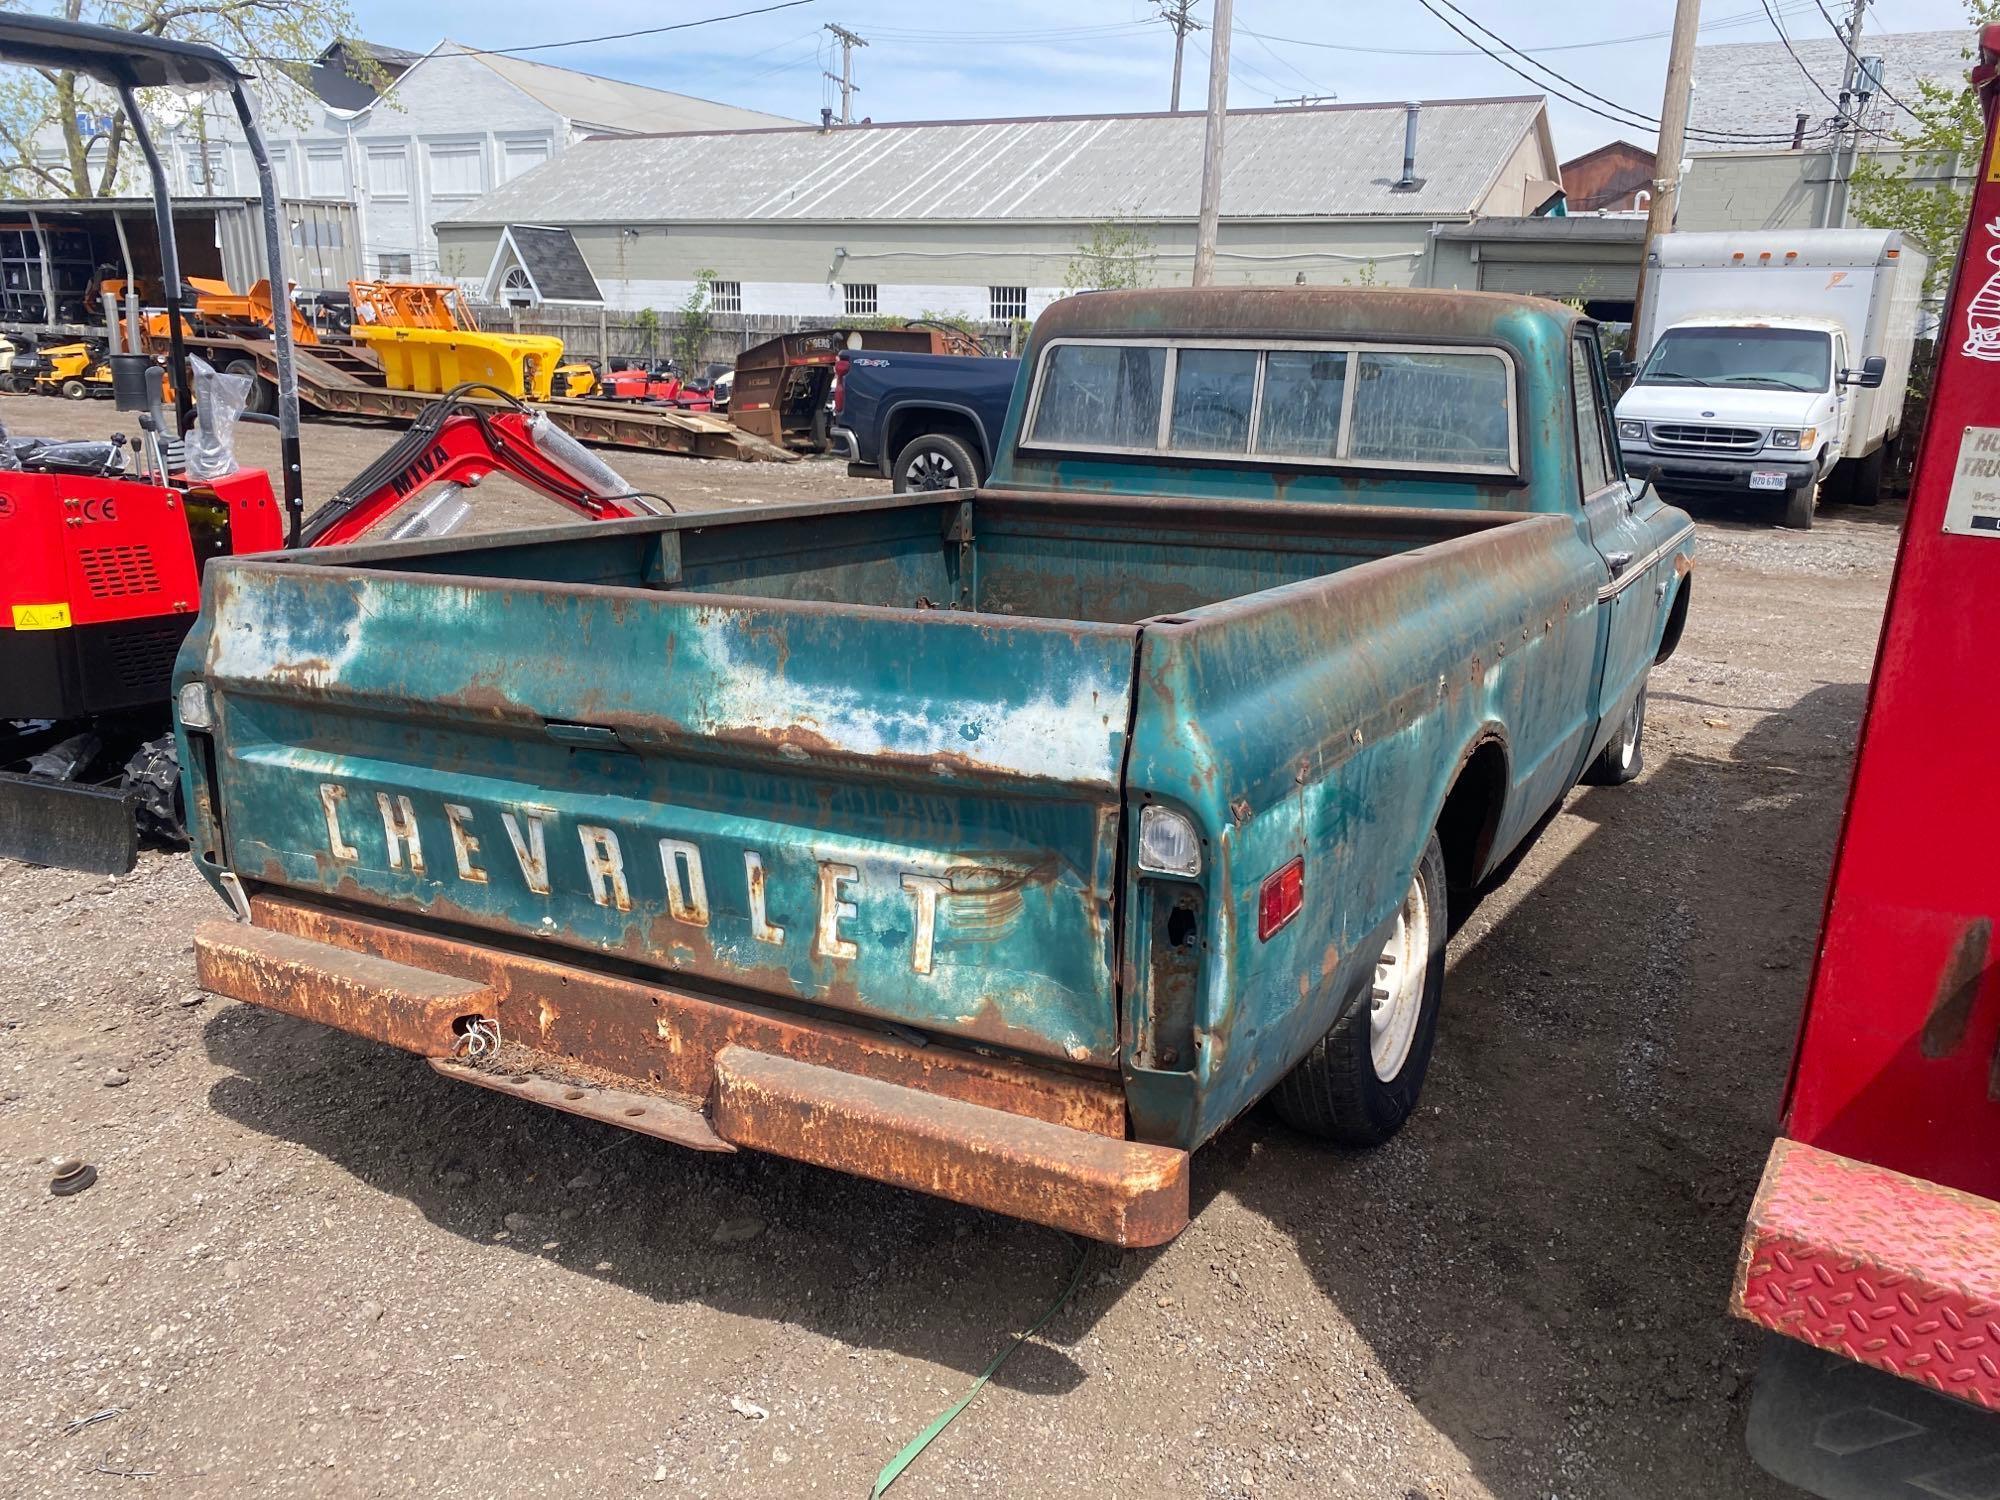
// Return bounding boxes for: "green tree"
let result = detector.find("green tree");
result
[1063,219,1157,292]
[1848,0,2000,296]
[674,269,716,368]
[0,0,378,199]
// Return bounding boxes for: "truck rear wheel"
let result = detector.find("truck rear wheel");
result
[1780,480,1817,530]
[893,433,981,493]
[1271,833,1447,1146]
[1847,444,1886,505]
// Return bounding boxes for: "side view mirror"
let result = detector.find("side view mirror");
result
[1842,354,1887,389]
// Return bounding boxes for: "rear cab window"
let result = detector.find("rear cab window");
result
[1024,337,1518,476]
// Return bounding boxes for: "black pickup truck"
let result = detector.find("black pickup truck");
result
[831,349,1018,491]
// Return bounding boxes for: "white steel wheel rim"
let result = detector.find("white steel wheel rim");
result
[1617,692,1645,772]
[1370,875,1430,1081]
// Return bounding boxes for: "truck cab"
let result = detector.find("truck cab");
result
[1614,315,1882,527]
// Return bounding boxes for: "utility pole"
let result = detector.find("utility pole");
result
[823,23,867,126]
[1824,0,1870,227]
[1274,93,1338,107]
[1191,0,1232,287]
[1153,0,1202,112]
[1628,0,1701,357]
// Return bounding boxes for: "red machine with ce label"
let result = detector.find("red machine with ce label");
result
[1729,25,2000,1498]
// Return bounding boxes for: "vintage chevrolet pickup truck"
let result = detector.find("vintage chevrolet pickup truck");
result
[174,288,1694,1246]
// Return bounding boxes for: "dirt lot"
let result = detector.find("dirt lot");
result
[1,401,1901,1499]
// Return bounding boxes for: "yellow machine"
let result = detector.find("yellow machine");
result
[347,279,597,400]
[15,340,113,399]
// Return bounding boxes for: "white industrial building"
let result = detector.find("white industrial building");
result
[436,96,1566,320]
[1678,29,1971,233]
[128,39,794,282]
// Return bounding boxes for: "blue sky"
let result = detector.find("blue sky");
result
[347,0,1977,159]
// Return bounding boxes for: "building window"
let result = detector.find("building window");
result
[366,146,409,199]
[990,286,1027,321]
[500,138,550,183]
[305,147,347,197]
[184,143,227,193]
[844,282,877,317]
[710,279,742,314]
[427,142,485,200]
[378,253,413,278]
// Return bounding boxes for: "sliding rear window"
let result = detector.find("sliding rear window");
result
[1024,337,1518,477]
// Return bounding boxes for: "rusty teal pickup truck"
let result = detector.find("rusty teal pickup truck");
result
[174,289,1694,1246]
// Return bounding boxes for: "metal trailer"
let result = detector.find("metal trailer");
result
[1728,25,2000,1498]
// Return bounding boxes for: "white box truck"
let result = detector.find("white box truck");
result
[1612,229,1928,529]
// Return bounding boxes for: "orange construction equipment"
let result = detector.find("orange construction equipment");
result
[347,279,479,332]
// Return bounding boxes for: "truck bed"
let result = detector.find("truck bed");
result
[181,490,1566,1087]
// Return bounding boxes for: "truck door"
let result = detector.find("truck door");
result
[1572,332,1676,727]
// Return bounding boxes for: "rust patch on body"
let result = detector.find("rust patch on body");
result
[1921,917,1992,1059]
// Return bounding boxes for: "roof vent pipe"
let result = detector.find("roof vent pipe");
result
[1791,111,1807,150]
[1394,102,1422,190]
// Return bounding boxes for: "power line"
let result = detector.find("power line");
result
[1411,0,1831,145]
[1760,0,1841,109]
[457,0,818,58]
[1241,0,1824,58]
[1808,0,1923,120]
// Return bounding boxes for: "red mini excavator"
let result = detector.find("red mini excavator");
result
[0,15,667,876]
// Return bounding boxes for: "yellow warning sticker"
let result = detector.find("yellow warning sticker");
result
[10,602,72,630]
[1987,125,2000,181]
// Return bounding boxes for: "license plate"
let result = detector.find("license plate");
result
[1749,471,1788,491]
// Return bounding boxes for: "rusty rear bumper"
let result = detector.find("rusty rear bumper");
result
[195,897,1189,1247]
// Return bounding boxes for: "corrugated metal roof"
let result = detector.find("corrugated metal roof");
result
[440,97,1546,226]
[1689,28,1969,151]
[463,46,797,135]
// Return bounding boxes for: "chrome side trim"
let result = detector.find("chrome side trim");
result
[1597,523,1696,602]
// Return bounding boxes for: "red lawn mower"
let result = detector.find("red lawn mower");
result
[0,15,668,875]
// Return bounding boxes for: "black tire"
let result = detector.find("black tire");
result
[1582,682,1647,786]
[1847,444,1886,505]
[1271,833,1448,1145]
[227,358,275,416]
[60,377,89,400]
[892,432,981,493]
[1779,480,1817,530]
[119,734,186,846]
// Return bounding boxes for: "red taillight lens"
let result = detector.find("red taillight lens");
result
[1258,857,1304,941]
[832,354,850,413]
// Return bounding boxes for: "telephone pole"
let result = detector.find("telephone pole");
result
[1191,0,1232,286]
[823,23,867,126]
[1824,0,1870,227]
[1153,0,1202,112]
[1274,93,1338,107]
[1628,0,1701,355]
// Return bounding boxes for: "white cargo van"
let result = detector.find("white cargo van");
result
[1612,229,1927,529]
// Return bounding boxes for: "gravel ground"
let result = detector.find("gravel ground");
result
[0,401,1900,1498]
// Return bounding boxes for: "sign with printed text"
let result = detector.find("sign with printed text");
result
[1944,426,2000,537]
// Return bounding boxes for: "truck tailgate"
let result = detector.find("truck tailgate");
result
[197,562,1136,1067]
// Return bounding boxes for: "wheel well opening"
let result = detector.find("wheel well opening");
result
[1656,576,1691,664]
[1436,740,1507,894]
[887,408,983,471]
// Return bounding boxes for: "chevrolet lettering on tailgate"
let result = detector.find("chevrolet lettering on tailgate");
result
[319,781,966,978]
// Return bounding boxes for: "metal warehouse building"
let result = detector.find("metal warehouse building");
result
[434,96,1564,322]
